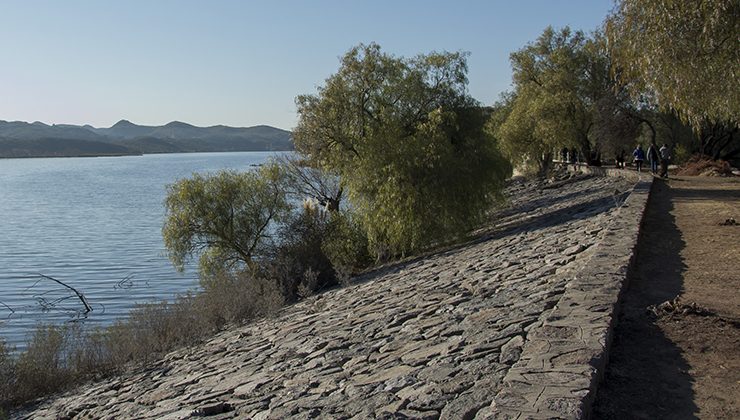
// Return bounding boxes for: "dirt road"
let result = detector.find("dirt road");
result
[593,176,740,419]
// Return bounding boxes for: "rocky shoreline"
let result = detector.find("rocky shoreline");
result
[18,172,644,419]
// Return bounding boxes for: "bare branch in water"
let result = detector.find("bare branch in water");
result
[36,273,93,315]
[0,300,15,318]
[114,274,135,290]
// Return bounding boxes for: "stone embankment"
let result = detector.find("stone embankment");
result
[20,171,649,419]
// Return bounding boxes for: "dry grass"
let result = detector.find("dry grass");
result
[0,270,284,412]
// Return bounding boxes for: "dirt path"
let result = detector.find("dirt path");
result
[593,176,740,419]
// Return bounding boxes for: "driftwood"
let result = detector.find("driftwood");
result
[36,273,92,315]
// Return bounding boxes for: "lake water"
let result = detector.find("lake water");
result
[0,151,281,349]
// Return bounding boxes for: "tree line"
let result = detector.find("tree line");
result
[492,0,738,174]
[164,0,738,290]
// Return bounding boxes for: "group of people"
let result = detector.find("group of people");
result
[567,144,672,177]
[631,143,672,177]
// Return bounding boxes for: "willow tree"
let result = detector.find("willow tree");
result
[606,0,739,128]
[162,163,290,277]
[293,43,510,255]
[490,90,543,173]
[494,27,606,171]
[606,0,740,160]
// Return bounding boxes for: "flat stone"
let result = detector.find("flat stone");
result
[193,401,232,416]
[352,365,417,386]
[232,373,272,397]
[499,335,525,365]
[400,342,454,365]
[563,244,586,256]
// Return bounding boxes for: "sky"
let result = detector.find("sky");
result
[0,0,615,131]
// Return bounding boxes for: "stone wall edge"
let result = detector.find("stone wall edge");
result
[491,165,654,419]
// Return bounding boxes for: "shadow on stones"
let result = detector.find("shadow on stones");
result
[352,188,628,287]
[593,178,697,419]
[495,177,609,220]
[483,192,629,240]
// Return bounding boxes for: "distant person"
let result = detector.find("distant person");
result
[615,149,626,169]
[633,145,645,172]
[570,147,578,165]
[647,143,660,174]
[659,143,672,177]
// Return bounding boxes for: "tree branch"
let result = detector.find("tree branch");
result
[37,274,92,315]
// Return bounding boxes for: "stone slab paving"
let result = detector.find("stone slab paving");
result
[18,173,638,420]
[485,166,652,419]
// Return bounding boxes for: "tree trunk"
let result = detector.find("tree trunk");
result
[538,151,553,177]
[579,137,592,166]
[643,119,657,145]
[326,187,343,212]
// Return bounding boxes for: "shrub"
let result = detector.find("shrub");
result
[322,210,372,277]
[673,143,691,165]
[0,339,16,413]
[268,202,336,300]
[13,325,75,402]
[196,270,284,327]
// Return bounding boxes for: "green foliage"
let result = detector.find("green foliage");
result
[294,43,511,254]
[322,210,372,276]
[511,26,594,135]
[162,156,377,299]
[673,143,691,165]
[607,0,740,127]
[162,162,291,277]
[492,89,544,173]
[493,26,677,168]
[494,27,609,171]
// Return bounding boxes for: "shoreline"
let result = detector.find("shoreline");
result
[0,149,294,160]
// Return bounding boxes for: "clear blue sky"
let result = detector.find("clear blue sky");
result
[0,0,614,131]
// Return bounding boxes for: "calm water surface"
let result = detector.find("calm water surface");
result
[0,152,280,348]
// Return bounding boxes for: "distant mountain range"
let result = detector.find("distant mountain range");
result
[0,120,293,158]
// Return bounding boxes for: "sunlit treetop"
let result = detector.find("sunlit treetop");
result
[606,0,740,127]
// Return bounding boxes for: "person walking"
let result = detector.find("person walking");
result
[633,145,645,172]
[615,149,626,169]
[659,143,672,177]
[647,143,660,174]
[570,147,578,165]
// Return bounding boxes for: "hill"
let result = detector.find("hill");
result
[0,120,293,158]
[0,137,137,158]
